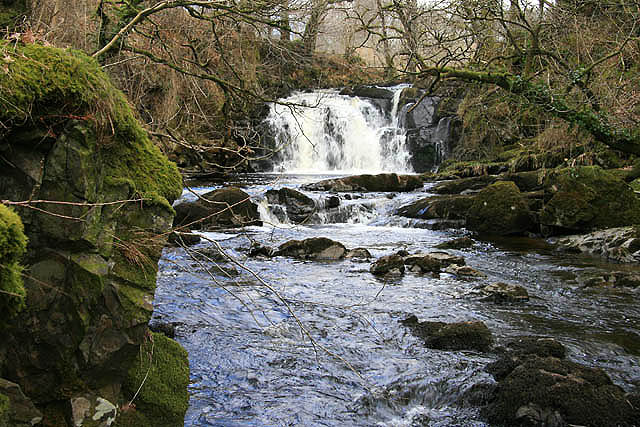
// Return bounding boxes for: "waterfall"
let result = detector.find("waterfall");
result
[264,89,413,174]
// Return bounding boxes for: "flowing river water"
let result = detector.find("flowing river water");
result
[153,89,640,426]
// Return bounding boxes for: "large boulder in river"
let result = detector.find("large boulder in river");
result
[485,355,640,427]
[174,187,261,230]
[466,181,535,235]
[266,187,316,223]
[275,237,347,260]
[0,42,187,425]
[540,166,640,234]
[304,173,423,192]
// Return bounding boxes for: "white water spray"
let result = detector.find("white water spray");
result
[265,89,413,174]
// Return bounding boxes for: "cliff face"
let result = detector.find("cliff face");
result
[0,40,188,426]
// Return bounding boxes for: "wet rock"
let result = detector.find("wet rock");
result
[276,237,347,260]
[149,320,177,339]
[540,166,640,235]
[465,181,535,236]
[346,247,372,260]
[370,254,405,275]
[339,85,395,100]
[167,231,201,247]
[444,264,486,278]
[484,355,640,427]
[431,175,498,195]
[582,271,640,289]
[304,173,423,192]
[0,379,42,427]
[404,251,465,273]
[501,336,567,359]
[552,226,640,263]
[434,236,475,250]
[480,282,529,303]
[174,187,261,230]
[396,194,474,220]
[400,315,493,351]
[249,242,275,258]
[265,187,316,223]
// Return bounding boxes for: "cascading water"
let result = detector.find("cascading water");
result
[264,89,413,174]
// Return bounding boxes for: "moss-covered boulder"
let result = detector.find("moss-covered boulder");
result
[400,315,493,352]
[0,41,187,425]
[540,166,640,234]
[466,181,535,235]
[0,204,27,325]
[485,355,640,426]
[173,187,261,230]
[116,333,189,427]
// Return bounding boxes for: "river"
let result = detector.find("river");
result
[152,88,640,426]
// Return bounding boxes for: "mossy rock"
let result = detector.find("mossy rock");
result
[0,40,182,205]
[400,315,493,352]
[0,204,27,325]
[485,356,640,426]
[540,166,640,234]
[466,181,535,236]
[118,332,189,427]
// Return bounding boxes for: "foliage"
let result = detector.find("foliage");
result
[0,203,27,326]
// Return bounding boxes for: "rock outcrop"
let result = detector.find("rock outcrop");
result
[0,41,188,425]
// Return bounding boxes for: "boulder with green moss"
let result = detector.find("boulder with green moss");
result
[466,181,535,235]
[540,166,640,234]
[0,41,187,425]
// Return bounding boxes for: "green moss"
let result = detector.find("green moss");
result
[0,393,9,427]
[119,332,189,427]
[466,181,534,235]
[0,203,27,325]
[0,41,182,205]
[541,166,640,232]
